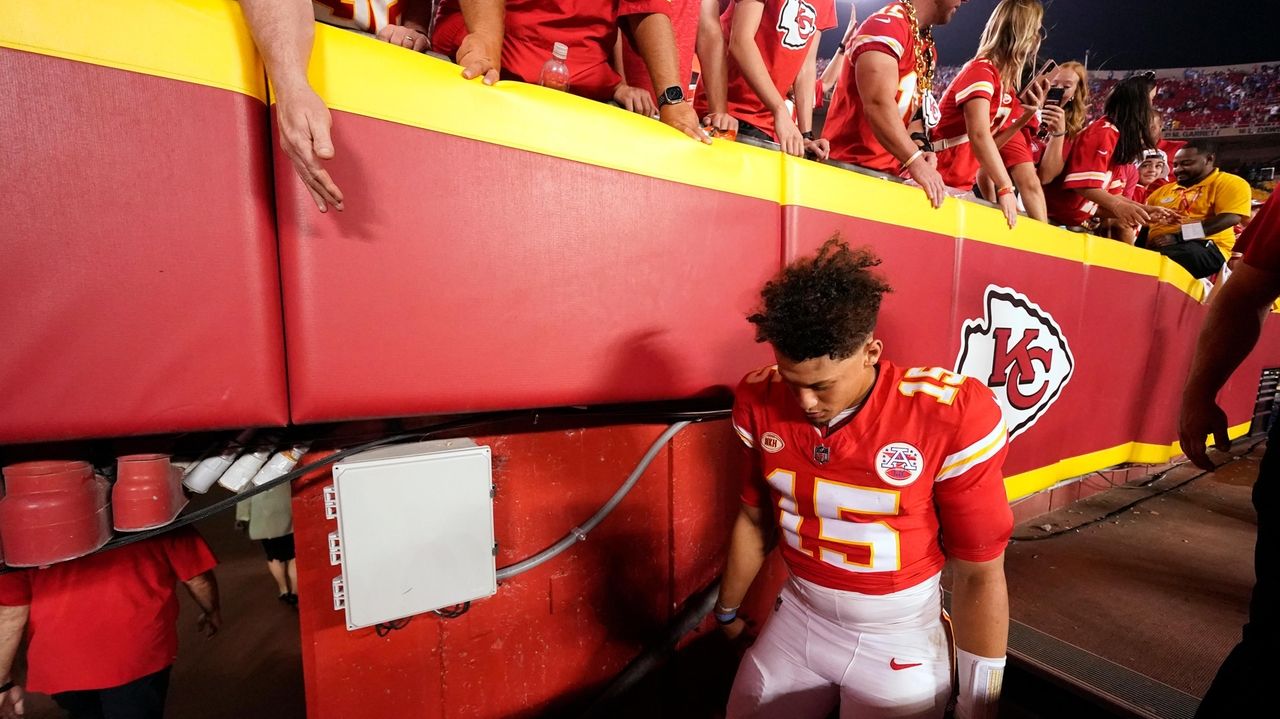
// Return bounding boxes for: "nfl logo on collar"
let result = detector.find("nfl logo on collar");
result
[813,445,830,465]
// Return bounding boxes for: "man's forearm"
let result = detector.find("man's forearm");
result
[793,44,819,133]
[239,0,315,95]
[1078,187,1123,218]
[1184,275,1270,405]
[729,7,788,115]
[625,13,682,94]
[458,0,505,44]
[718,506,768,609]
[184,572,221,614]
[950,563,1009,658]
[1199,213,1243,238]
[0,605,30,682]
[696,0,730,113]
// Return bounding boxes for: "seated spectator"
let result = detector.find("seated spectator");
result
[433,0,708,143]
[239,0,499,213]
[715,0,836,157]
[993,61,1088,223]
[1144,140,1253,278]
[933,0,1045,228]
[1043,74,1175,234]
[823,0,973,209]
[1133,149,1169,203]
[0,529,220,719]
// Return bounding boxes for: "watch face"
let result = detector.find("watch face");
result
[663,86,685,104]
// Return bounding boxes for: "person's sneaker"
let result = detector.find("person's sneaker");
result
[285,592,299,606]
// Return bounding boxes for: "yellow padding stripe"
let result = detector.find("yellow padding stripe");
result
[0,0,265,101]
[306,23,781,203]
[1003,421,1252,501]
[782,156,1215,300]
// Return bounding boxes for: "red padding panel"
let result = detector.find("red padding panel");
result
[0,49,287,443]
[279,110,778,424]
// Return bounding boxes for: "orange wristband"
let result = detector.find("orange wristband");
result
[997,186,1015,198]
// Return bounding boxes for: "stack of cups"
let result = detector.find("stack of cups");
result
[113,454,188,531]
[0,460,112,567]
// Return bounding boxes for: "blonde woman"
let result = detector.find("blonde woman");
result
[933,0,1045,228]
[1033,61,1091,186]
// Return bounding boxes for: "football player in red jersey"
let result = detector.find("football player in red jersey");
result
[821,1,971,210]
[933,0,1045,229]
[718,238,1013,719]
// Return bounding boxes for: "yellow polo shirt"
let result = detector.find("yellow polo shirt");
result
[1147,169,1253,258]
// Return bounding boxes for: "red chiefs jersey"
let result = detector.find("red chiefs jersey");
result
[934,58,1016,188]
[1241,195,1280,270]
[823,2,926,173]
[1043,118,1120,227]
[999,117,1050,170]
[731,361,1013,595]
[432,0,673,102]
[719,0,836,140]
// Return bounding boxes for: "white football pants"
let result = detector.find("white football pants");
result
[726,573,950,719]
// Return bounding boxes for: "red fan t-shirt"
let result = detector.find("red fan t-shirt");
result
[432,0,674,102]
[717,0,837,140]
[0,529,217,694]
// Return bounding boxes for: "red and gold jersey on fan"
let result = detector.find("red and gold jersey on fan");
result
[313,0,401,32]
[731,361,1012,595]
[1043,118,1120,227]
[823,2,924,173]
[934,58,1016,188]
[433,0,674,102]
[719,0,837,140]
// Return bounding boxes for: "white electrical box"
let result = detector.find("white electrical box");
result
[329,439,495,630]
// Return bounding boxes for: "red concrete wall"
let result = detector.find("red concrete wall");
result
[292,421,751,718]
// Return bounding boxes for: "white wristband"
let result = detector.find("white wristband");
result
[955,648,1005,719]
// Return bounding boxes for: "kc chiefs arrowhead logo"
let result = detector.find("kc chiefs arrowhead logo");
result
[954,286,1074,441]
[777,0,819,49]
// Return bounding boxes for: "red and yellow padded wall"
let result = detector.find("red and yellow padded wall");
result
[3,0,1278,494]
[7,1,1280,716]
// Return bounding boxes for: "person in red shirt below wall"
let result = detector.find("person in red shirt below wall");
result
[994,61,1087,223]
[715,0,837,158]
[1179,194,1280,718]
[238,0,503,214]
[822,1,972,210]
[433,0,709,143]
[1043,73,1179,234]
[0,529,220,719]
[717,237,1012,719]
[933,0,1045,229]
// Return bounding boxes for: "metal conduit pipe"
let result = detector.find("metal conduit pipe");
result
[495,420,691,581]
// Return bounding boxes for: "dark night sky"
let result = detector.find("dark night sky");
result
[823,1,1280,70]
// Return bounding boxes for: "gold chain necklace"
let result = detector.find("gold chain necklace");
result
[899,0,937,95]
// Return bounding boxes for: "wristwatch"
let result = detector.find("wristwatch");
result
[657,85,686,108]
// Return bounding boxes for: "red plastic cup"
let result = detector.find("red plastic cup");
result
[113,454,188,532]
[0,460,111,567]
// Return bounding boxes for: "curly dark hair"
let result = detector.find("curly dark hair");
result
[747,237,892,361]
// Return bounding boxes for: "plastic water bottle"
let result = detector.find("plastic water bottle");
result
[539,42,570,92]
